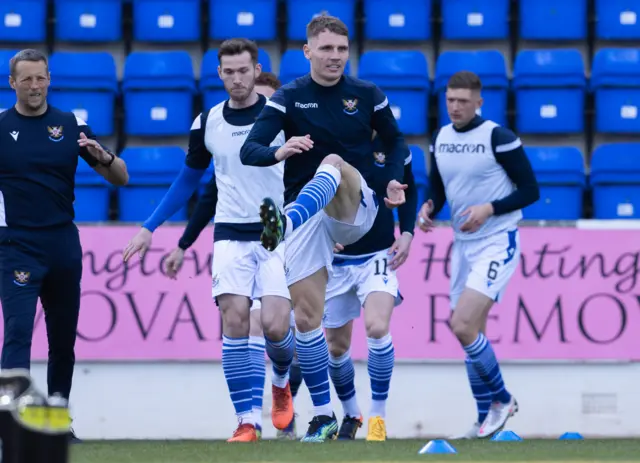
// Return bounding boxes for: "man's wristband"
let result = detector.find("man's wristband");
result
[100,151,116,168]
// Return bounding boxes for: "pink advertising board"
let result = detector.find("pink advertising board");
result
[0,226,638,362]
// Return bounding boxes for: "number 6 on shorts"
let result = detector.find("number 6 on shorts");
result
[487,261,499,280]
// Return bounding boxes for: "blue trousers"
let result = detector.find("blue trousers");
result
[0,223,82,400]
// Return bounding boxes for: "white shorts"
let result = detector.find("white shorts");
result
[450,228,520,309]
[212,240,290,301]
[323,249,402,329]
[284,173,378,286]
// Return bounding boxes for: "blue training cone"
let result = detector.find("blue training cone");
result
[418,439,457,454]
[559,432,584,440]
[491,430,522,441]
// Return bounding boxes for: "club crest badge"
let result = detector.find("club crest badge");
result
[342,98,358,115]
[13,270,30,287]
[373,151,386,167]
[47,126,64,142]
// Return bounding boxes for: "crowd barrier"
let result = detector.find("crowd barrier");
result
[1,222,638,363]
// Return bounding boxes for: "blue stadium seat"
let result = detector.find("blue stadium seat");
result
[132,0,200,42]
[200,48,272,109]
[48,52,118,137]
[512,49,587,134]
[0,50,18,114]
[363,0,431,41]
[441,0,509,40]
[591,48,640,134]
[410,145,428,208]
[434,51,508,127]
[523,147,585,220]
[359,51,430,136]
[75,158,111,222]
[286,0,356,41]
[596,0,640,40]
[122,51,196,136]
[590,143,640,219]
[54,0,122,42]
[209,0,277,41]
[279,49,351,84]
[0,0,46,42]
[520,0,587,40]
[118,147,188,222]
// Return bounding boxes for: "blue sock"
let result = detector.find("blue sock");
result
[329,350,361,418]
[249,336,266,429]
[290,358,303,398]
[286,164,341,233]
[265,329,295,388]
[367,334,395,418]
[222,336,253,423]
[465,356,492,424]
[296,327,333,417]
[463,333,511,404]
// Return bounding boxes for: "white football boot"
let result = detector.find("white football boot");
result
[477,396,519,438]
[449,422,481,440]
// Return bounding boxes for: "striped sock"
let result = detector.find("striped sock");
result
[248,336,266,429]
[265,329,295,388]
[465,356,492,424]
[286,164,341,233]
[329,350,361,418]
[296,327,333,417]
[222,336,253,423]
[463,333,511,404]
[367,334,395,419]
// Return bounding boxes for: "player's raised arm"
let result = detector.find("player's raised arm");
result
[240,88,288,166]
[123,113,209,262]
[76,117,128,185]
[370,86,410,183]
[489,127,540,215]
[178,173,218,251]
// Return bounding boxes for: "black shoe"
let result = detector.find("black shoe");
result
[259,197,285,251]
[337,415,363,440]
[300,413,339,442]
[68,427,82,444]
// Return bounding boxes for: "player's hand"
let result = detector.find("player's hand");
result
[78,132,112,164]
[389,232,413,270]
[164,248,185,279]
[275,135,314,161]
[333,243,344,253]
[123,227,153,262]
[459,203,494,233]
[417,200,435,233]
[384,180,407,209]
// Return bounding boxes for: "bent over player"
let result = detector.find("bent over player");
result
[325,135,417,441]
[418,71,539,439]
[122,40,292,442]
[0,49,128,441]
[240,15,410,442]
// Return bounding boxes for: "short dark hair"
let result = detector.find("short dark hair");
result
[10,49,48,78]
[447,71,482,91]
[255,72,281,91]
[217,38,259,65]
[306,14,349,40]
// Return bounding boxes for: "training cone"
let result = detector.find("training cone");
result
[490,430,522,441]
[418,439,457,454]
[559,432,584,440]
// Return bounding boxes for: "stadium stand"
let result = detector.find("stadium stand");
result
[1,0,639,221]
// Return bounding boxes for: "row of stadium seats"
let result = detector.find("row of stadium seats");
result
[75,144,640,222]
[2,0,640,42]
[2,47,639,137]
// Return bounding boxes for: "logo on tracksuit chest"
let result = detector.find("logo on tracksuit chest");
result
[13,271,31,286]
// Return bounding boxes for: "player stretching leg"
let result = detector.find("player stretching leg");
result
[241,15,410,442]
[123,41,292,442]
[325,139,417,442]
[418,71,539,439]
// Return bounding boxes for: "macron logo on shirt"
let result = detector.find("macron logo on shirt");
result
[295,102,318,109]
